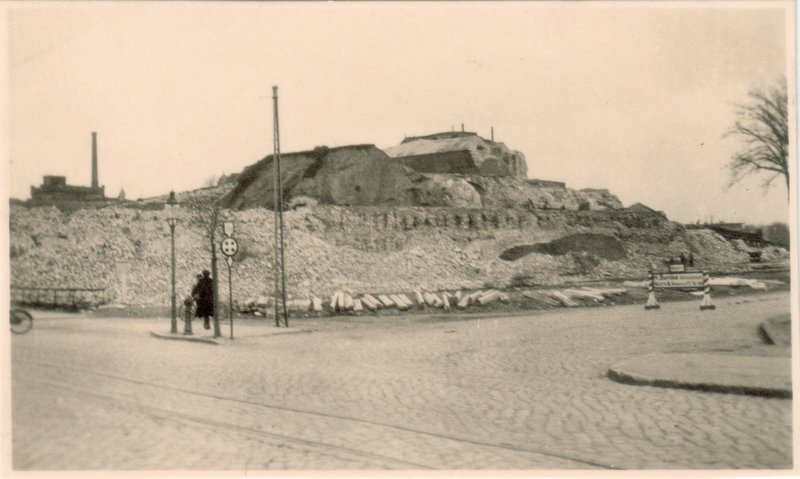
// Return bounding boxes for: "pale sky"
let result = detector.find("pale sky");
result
[6,2,794,224]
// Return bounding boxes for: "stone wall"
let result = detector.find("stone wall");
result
[385,134,528,177]
[396,150,479,175]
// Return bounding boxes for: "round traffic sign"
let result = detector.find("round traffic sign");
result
[220,237,239,257]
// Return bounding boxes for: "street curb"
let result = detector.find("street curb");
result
[759,316,791,347]
[758,323,775,344]
[606,367,792,399]
[149,331,219,345]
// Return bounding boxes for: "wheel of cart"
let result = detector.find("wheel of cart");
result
[177,297,197,322]
[10,308,33,334]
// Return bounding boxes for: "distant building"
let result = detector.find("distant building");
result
[28,132,110,208]
[30,175,105,203]
[385,129,528,178]
[400,131,480,143]
[392,150,479,175]
[706,226,767,247]
[684,220,768,247]
[705,222,745,231]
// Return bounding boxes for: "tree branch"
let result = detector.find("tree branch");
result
[726,79,789,200]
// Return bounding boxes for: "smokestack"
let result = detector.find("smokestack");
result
[491,127,494,142]
[91,132,98,189]
[461,123,464,132]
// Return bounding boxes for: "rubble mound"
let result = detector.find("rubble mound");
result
[500,233,626,261]
[290,146,420,206]
[222,144,623,211]
[10,203,758,307]
[223,145,471,209]
[453,176,624,210]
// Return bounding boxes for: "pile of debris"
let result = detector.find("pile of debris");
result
[10,200,770,308]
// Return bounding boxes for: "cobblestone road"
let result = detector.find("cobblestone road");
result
[10,292,792,470]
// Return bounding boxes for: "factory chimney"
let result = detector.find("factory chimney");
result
[461,123,464,132]
[91,132,99,189]
[491,127,494,142]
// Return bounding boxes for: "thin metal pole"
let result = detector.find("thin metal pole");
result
[276,89,289,328]
[170,223,177,333]
[278,153,288,328]
[272,86,283,327]
[228,261,234,339]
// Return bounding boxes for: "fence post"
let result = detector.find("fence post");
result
[700,270,716,310]
[645,270,660,310]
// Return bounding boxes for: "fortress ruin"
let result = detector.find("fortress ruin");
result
[10,129,780,308]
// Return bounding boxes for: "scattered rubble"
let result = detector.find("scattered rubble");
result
[10,202,782,310]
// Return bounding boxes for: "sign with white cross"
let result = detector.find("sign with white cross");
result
[220,237,239,257]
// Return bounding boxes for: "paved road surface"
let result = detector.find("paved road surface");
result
[10,292,792,470]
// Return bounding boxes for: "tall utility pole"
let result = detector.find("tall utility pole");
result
[272,86,289,328]
[166,191,178,334]
[91,132,99,189]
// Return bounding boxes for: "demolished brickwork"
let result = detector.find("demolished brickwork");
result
[10,203,759,307]
[386,132,528,177]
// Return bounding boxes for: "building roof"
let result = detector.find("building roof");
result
[400,131,479,143]
[385,136,493,159]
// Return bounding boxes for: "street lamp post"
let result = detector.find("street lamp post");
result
[166,191,178,334]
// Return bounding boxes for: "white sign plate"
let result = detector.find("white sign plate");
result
[223,222,234,236]
[220,237,239,257]
[654,272,703,289]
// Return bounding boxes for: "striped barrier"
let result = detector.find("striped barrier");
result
[644,270,715,311]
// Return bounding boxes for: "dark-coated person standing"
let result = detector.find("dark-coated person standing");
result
[194,270,214,330]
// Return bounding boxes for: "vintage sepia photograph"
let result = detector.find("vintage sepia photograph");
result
[3,1,797,474]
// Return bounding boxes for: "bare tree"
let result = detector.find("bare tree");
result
[184,196,222,337]
[726,79,789,199]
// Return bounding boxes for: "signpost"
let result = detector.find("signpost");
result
[220,224,238,339]
[645,270,715,310]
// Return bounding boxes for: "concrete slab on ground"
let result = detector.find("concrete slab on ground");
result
[608,352,791,398]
